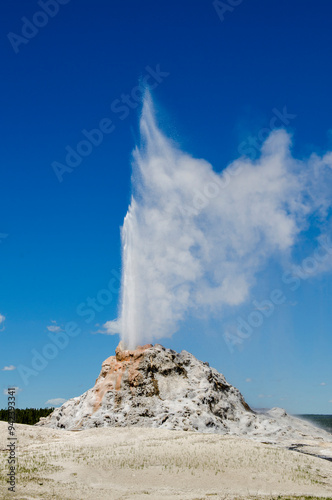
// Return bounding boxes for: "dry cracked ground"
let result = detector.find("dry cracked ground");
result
[0,422,332,500]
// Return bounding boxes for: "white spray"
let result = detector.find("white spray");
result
[104,91,332,348]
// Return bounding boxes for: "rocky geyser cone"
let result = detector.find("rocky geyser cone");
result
[37,342,252,432]
[36,343,332,447]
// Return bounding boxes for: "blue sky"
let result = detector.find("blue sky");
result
[1,0,332,414]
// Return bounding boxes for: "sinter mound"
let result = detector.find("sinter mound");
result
[36,343,332,446]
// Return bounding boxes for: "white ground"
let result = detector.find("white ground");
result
[1,421,332,499]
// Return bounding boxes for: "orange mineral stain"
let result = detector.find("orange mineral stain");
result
[92,343,153,413]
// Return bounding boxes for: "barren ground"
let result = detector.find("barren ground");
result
[1,421,332,500]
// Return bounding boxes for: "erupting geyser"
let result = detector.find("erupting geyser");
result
[37,92,332,459]
[103,90,332,349]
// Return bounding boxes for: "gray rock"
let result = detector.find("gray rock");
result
[36,343,332,447]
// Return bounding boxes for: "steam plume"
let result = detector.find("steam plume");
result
[104,92,332,348]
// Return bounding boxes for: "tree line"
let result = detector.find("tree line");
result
[0,407,54,425]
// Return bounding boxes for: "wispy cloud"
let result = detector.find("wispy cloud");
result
[2,365,16,371]
[245,378,252,383]
[0,314,5,331]
[45,398,66,407]
[3,386,22,395]
[258,394,272,399]
[320,382,327,386]
[46,321,62,333]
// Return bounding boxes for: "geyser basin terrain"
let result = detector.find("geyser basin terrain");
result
[37,343,332,454]
[3,422,332,499]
